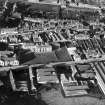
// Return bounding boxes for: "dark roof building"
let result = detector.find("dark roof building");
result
[55,47,73,62]
[23,51,58,65]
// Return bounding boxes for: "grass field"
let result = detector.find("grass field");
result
[0,84,105,105]
[40,86,105,105]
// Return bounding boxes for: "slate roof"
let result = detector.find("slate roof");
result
[55,47,73,62]
[20,46,73,65]
[23,51,58,65]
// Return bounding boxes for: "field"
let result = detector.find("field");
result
[40,85,105,105]
[0,84,105,105]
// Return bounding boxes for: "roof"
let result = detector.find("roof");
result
[19,50,36,64]
[76,64,92,72]
[0,51,13,55]
[37,68,56,76]
[1,56,17,61]
[23,51,58,65]
[55,47,72,62]
[63,3,100,12]
[21,47,74,65]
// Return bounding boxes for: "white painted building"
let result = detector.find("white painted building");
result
[22,43,52,53]
[0,28,18,35]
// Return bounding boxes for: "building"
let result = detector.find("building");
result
[22,43,52,53]
[0,35,8,43]
[0,51,19,66]
[37,68,58,84]
[8,35,18,43]
[67,47,81,61]
[0,28,18,35]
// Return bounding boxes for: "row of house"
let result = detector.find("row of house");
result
[0,60,19,66]
[22,43,52,53]
[0,51,19,67]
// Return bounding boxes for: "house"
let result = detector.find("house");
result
[0,28,18,35]
[75,63,96,81]
[8,35,18,43]
[55,47,72,62]
[1,56,19,66]
[0,36,8,43]
[59,65,89,97]
[85,49,101,58]
[37,68,58,84]
[0,51,19,66]
[67,46,81,61]
[22,51,58,65]
[75,34,89,40]
[0,60,4,67]
[23,34,31,42]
